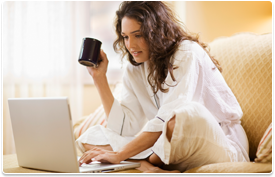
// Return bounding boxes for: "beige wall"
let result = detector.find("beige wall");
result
[82,85,115,116]
[171,1,272,42]
[82,85,102,116]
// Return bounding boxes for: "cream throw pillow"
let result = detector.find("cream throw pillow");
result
[255,123,272,163]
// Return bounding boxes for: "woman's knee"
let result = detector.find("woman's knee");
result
[148,153,163,167]
[166,115,176,142]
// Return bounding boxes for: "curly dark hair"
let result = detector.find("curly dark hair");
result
[113,1,222,95]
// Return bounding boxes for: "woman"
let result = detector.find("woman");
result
[77,1,249,173]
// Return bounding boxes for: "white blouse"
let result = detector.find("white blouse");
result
[108,41,245,133]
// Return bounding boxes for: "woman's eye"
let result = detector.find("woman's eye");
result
[122,34,142,40]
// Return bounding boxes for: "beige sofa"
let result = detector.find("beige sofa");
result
[74,32,272,173]
[184,32,272,173]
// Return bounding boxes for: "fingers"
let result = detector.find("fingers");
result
[100,49,107,61]
[93,152,121,164]
[78,147,121,166]
[93,154,110,163]
[98,49,108,66]
[86,49,108,78]
[79,150,100,166]
[79,148,105,166]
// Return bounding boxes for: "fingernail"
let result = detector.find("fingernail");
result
[80,160,83,163]
[91,158,95,161]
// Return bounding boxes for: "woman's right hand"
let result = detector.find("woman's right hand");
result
[87,49,109,80]
[79,147,123,166]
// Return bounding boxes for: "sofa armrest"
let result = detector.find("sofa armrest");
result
[184,162,272,173]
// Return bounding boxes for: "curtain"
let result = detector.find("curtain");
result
[3,1,91,155]
[2,1,182,155]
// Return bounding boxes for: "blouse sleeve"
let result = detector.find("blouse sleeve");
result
[107,66,148,137]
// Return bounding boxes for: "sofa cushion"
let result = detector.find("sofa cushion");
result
[73,106,107,139]
[184,162,272,173]
[255,123,272,163]
[208,33,272,160]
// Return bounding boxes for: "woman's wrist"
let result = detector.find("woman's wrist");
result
[116,149,129,162]
[92,74,114,118]
[93,74,108,87]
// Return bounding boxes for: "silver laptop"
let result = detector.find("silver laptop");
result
[8,97,140,173]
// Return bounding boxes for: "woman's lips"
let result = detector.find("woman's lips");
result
[131,51,142,57]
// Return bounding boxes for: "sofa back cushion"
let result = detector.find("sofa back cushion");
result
[208,33,272,160]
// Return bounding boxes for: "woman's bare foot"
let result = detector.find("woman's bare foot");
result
[144,166,180,173]
[128,159,180,173]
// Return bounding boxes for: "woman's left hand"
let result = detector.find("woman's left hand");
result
[79,147,122,166]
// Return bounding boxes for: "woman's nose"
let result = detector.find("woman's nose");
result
[127,37,136,49]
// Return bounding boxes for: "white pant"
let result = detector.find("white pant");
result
[153,102,248,172]
[76,102,249,172]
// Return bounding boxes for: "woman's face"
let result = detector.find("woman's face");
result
[121,16,150,63]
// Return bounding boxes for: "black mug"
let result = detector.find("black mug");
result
[78,38,102,68]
